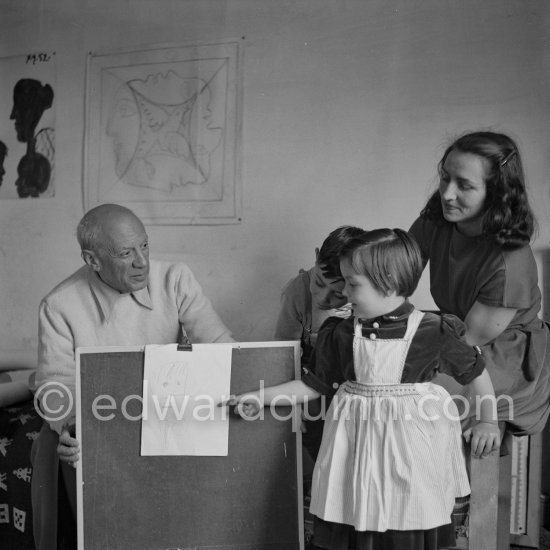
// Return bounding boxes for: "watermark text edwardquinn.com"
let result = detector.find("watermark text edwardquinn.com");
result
[34,380,512,430]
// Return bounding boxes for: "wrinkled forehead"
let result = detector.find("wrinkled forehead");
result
[102,213,148,249]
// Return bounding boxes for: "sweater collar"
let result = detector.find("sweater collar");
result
[87,269,153,322]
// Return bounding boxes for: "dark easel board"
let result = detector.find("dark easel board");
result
[76,343,302,550]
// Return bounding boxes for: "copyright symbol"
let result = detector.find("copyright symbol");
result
[34,381,74,422]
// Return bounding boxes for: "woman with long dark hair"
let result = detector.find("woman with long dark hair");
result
[410,131,550,436]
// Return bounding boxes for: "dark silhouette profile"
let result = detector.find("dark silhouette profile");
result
[0,141,7,187]
[10,78,54,198]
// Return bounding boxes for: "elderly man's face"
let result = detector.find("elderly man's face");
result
[95,213,150,293]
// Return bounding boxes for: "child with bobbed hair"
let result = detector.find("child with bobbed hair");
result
[230,228,500,549]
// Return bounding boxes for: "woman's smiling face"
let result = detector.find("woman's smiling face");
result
[439,150,488,235]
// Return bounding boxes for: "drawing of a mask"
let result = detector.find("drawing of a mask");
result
[106,71,222,192]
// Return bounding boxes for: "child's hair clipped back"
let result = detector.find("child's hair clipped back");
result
[341,228,423,298]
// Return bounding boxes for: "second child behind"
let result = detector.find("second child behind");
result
[229,228,500,549]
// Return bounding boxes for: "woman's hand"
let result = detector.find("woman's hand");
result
[463,421,501,458]
[57,426,80,467]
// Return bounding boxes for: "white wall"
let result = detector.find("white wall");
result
[0,0,549,357]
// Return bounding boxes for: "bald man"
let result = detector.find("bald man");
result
[31,203,233,549]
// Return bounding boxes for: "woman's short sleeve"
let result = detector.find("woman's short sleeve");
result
[476,246,539,310]
[438,314,486,385]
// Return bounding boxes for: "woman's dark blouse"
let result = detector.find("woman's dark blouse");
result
[409,217,540,327]
[302,301,485,397]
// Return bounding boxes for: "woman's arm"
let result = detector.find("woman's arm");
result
[460,302,515,457]
[463,301,517,346]
[462,369,501,458]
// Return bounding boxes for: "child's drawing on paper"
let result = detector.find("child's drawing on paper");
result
[151,360,191,450]
[141,344,232,456]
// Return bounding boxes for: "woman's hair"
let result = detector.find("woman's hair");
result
[317,225,367,279]
[340,228,423,298]
[420,131,536,249]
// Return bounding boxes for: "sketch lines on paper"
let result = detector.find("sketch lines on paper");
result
[105,63,226,194]
[141,344,231,456]
[151,360,190,452]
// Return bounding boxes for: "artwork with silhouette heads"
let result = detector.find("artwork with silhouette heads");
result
[0,52,56,199]
[11,79,54,197]
[85,42,241,224]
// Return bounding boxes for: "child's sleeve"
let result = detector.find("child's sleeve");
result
[301,317,348,396]
[438,314,486,385]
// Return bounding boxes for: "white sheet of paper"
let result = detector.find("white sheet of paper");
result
[140,343,232,456]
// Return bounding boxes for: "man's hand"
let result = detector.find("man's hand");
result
[57,427,80,467]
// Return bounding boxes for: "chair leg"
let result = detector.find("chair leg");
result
[468,447,500,550]
[496,433,513,550]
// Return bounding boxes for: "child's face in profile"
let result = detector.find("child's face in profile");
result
[340,258,391,319]
[310,263,347,310]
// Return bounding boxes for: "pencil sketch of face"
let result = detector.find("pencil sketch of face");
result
[106,71,221,192]
[155,361,190,424]
[105,83,140,180]
[189,85,222,179]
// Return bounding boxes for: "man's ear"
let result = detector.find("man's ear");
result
[315,247,320,262]
[81,249,101,272]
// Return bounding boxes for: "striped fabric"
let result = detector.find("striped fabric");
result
[310,310,470,532]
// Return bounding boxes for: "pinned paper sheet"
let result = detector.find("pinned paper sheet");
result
[140,343,232,456]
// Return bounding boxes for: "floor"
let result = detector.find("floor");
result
[539,528,550,550]
[446,526,549,549]
[507,527,550,549]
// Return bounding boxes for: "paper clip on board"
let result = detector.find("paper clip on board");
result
[177,335,193,352]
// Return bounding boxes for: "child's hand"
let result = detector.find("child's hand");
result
[219,394,262,419]
[463,421,501,458]
[329,303,353,319]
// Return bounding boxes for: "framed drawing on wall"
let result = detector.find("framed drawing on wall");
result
[0,52,56,199]
[84,41,242,224]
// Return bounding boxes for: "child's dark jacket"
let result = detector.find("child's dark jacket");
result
[302,301,486,397]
